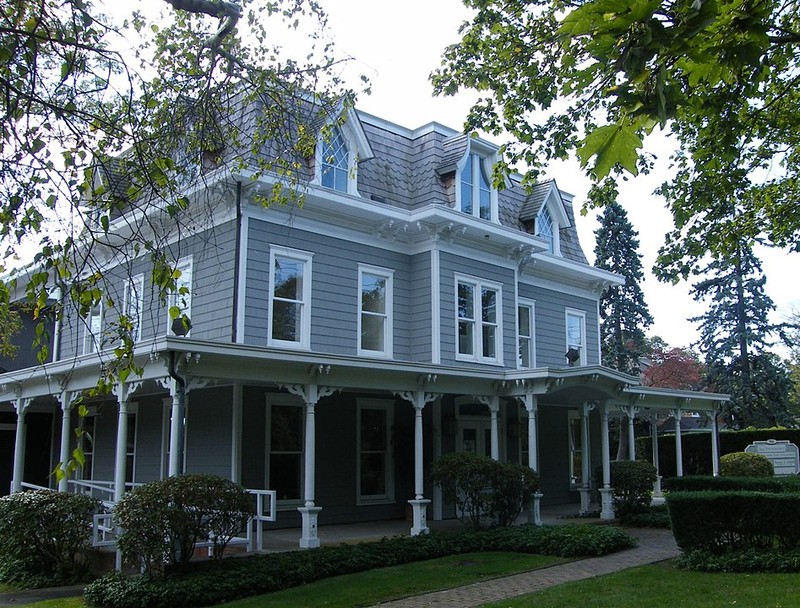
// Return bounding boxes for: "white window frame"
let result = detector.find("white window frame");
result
[356,399,394,505]
[565,308,587,366]
[537,206,557,254]
[83,301,104,354]
[266,394,305,509]
[456,146,498,222]
[517,300,536,369]
[124,273,144,342]
[357,265,394,358]
[455,275,503,365]
[166,257,193,335]
[315,124,359,195]
[268,247,313,350]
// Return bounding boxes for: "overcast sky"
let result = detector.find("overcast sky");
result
[319,0,799,354]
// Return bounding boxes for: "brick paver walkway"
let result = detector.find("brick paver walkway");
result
[367,527,679,608]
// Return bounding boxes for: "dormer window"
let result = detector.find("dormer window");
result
[460,153,492,220]
[537,206,555,253]
[320,126,349,192]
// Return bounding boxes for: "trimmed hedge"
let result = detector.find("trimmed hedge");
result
[720,452,773,477]
[84,524,636,608]
[667,491,800,553]
[608,460,657,517]
[677,548,800,573]
[664,475,800,493]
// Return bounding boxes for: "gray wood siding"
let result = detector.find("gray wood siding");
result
[184,386,233,478]
[438,251,517,369]
[518,283,600,368]
[244,219,413,360]
[56,221,238,361]
[409,252,432,362]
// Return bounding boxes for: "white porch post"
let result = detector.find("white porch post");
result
[650,414,663,501]
[286,382,335,549]
[114,398,129,503]
[476,395,500,460]
[11,396,31,493]
[231,383,243,484]
[167,380,183,477]
[672,408,684,477]
[579,402,594,515]
[58,391,73,492]
[624,405,639,461]
[397,390,437,536]
[711,412,720,477]
[599,402,614,520]
[522,393,542,525]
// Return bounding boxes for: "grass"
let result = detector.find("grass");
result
[11,555,800,608]
[483,560,800,608]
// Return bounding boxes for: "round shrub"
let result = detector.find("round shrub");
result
[0,489,99,587]
[114,474,254,577]
[610,460,657,517]
[720,452,774,477]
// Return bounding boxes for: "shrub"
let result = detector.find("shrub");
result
[720,452,774,477]
[664,475,800,493]
[114,474,254,577]
[610,460,657,517]
[85,524,635,608]
[0,490,99,587]
[678,548,800,573]
[667,491,800,553]
[430,452,539,529]
[620,504,671,528]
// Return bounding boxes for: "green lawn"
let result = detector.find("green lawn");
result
[12,556,800,608]
[484,561,800,608]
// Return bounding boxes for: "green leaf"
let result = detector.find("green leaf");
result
[577,124,642,178]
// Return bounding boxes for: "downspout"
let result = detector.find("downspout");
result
[167,349,186,476]
[231,180,242,342]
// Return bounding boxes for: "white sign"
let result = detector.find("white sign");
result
[744,439,800,476]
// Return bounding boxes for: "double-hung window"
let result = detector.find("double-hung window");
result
[357,400,393,503]
[565,309,586,366]
[320,126,349,193]
[269,248,312,349]
[267,400,304,503]
[517,301,535,368]
[456,277,502,364]
[124,274,144,342]
[166,257,192,335]
[459,153,492,220]
[83,302,103,354]
[358,265,393,357]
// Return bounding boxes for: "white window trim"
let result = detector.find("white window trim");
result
[536,190,566,256]
[357,264,394,358]
[268,247,313,350]
[83,301,104,355]
[356,399,395,505]
[454,274,504,365]
[165,256,193,335]
[313,123,360,196]
[565,308,587,366]
[517,299,536,369]
[266,394,305,510]
[124,273,145,342]
[455,145,499,222]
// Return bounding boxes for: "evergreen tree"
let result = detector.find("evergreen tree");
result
[592,180,653,374]
[691,244,785,427]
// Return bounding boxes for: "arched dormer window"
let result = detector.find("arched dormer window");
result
[537,206,555,253]
[314,109,373,197]
[320,126,349,192]
[460,153,492,220]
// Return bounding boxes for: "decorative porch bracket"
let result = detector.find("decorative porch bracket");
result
[285,382,336,549]
[395,390,437,536]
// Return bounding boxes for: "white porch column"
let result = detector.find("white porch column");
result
[711,412,720,477]
[579,402,594,515]
[621,405,639,461]
[521,393,542,526]
[231,383,243,484]
[397,390,437,536]
[167,380,183,477]
[671,408,684,477]
[112,381,141,503]
[286,382,335,549]
[599,402,614,520]
[476,395,500,460]
[650,414,663,501]
[11,396,31,493]
[58,391,73,492]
